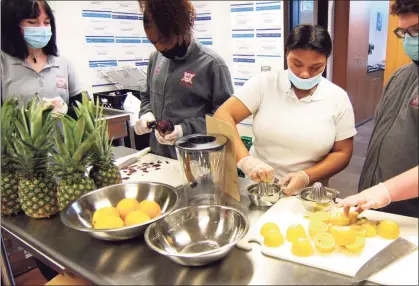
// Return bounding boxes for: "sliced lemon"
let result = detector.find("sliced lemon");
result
[355,217,368,225]
[314,232,336,253]
[260,222,280,237]
[309,221,329,238]
[330,212,351,226]
[378,220,400,240]
[264,231,284,248]
[345,236,366,253]
[308,211,330,223]
[329,226,356,246]
[286,223,306,243]
[350,225,367,237]
[349,212,359,224]
[292,237,314,257]
[361,223,377,238]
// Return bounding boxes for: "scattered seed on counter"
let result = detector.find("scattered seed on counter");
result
[155,168,161,170]
[122,177,129,180]
[165,161,169,164]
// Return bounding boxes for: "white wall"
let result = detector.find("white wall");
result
[368,1,389,66]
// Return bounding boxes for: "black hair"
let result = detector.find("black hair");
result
[1,0,58,60]
[138,0,196,39]
[391,0,419,15]
[285,24,332,58]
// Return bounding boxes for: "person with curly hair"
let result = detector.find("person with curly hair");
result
[357,0,418,217]
[134,0,233,159]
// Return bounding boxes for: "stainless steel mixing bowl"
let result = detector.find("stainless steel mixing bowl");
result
[298,186,340,212]
[144,205,249,266]
[60,182,180,241]
[246,183,283,207]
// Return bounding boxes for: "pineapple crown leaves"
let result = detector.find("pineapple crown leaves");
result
[1,97,19,169]
[9,97,57,176]
[73,92,116,166]
[50,114,101,176]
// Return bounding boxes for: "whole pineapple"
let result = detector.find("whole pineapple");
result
[10,98,59,218]
[51,115,99,210]
[74,93,122,188]
[1,98,21,215]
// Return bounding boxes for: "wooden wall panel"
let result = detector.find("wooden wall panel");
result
[384,1,412,85]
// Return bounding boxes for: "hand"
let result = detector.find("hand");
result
[134,112,155,135]
[280,171,310,196]
[336,183,391,216]
[155,125,183,145]
[237,156,274,182]
[42,97,68,116]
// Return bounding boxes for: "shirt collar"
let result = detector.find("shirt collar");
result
[9,54,60,68]
[174,37,198,61]
[280,69,325,102]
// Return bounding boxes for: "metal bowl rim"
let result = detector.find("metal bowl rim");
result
[59,181,180,233]
[144,205,249,258]
[246,183,283,197]
[298,186,340,202]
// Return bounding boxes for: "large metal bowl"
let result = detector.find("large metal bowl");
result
[144,205,249,266]
[60,182,180,241]
[297,186,340,212]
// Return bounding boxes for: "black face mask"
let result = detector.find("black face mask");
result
[161,40,188,60]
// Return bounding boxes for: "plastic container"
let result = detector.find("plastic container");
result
[93,89,140,110]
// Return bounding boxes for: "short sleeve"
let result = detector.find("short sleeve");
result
[67,60,83,97]
[233,73,265,114]
[334,93,357,141]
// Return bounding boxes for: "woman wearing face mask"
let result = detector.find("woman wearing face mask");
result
[135,0,233,159]
[1,0,84,108]
[215,24,357,196]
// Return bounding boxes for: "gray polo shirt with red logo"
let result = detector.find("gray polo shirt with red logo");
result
[139,38,233,159]
[359,63,418,217]
[1,51,82,104]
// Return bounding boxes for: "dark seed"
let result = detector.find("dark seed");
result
[155,168,161,170]
[122,177,129,180]
[165,161,169,164]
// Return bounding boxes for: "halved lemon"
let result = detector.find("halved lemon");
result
[345,236,366,253]
[260,222,280,237]
[309,221,328,238]
[330,212,350,226]
[361,223,377,238]
[286,224,306,243]
[329,226,356,246]
[349,212,359,224]
[264,231,284,248]
[350,225,367,237]
[292,237,314,257]
[308,211,330,223]
[378,220,400,240]
[314,232,336,253]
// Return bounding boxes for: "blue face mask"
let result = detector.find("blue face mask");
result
[22,26,52,49]
[403,35,419,61]
[288,68,324,90]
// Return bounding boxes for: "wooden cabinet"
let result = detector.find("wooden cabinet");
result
[365,70,385,119]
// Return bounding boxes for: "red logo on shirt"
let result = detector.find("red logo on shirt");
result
[55,76,67,89]
[154,66,161,75]
[410,96,419,107]
[180,71,195,86]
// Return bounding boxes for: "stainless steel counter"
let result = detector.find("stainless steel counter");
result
[1,147,374,285]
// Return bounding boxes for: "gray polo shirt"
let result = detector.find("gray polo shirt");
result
[359,63,418,218]
[139,38,233,159]
[1,51,82,104]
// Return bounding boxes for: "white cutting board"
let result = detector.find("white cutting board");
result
[237,197,418,285]
[115,153,187,188]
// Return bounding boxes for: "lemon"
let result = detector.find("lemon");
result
[355,217,368,225]
[345,236,366,253]
[378,220,400,240]
[308,211,330,223]
[116,198,139,220]
[94,216,124,229]
[286,224,306,243]
[136,200,162,219]
[350,225,367,237]
[349,212,359,224]
[361,223,377,238]
[330,212,350,226]
[292,237,314,257]
[264,231,284,248]
[314,232,336,253]
[260,222,280,237]
[124,210,151,226]
[329,226,356,246]
[309,221,328,238]
[92,207,119,226]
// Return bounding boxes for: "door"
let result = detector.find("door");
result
[346,1,371,123]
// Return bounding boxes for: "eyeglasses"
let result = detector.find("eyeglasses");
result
[394,24,419,38]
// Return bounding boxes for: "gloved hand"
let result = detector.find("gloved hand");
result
[134,112,155,135]
[42,97,68,116]
[155,125,183,145]
[237,156,274,182]
[336,183,391,216]
[280,171,310,196]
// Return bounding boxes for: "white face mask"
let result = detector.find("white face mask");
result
[288,68,324,90]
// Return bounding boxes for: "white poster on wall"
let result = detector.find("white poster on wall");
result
[256,29,282,57]
[83,1,114,12]
[140,38,156,60]
[194,14,213,39]
[230,2,255,30]
[82,11,114,37]
[112,13,142,38]
[193,1,212,14]
[115,37,142,61]
[255,1,283,29]
[232,56,258,80]
[232,29,256,56]
[113,1,140,14]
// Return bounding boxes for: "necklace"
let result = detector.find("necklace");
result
[31,52,42,63]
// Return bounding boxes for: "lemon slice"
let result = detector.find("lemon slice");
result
[309,221,328,238]
[330,212,351,226]
[260,222,280,237]
[264,231,284,248]
[350,225,367,237]
[345,236,366,253]
[314,232,336,253]
[308,211,330,223]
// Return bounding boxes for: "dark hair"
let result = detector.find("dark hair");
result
[391,0,419,15]
[138,0,196,39]
[285,24,332,58]
[1,0,58,60]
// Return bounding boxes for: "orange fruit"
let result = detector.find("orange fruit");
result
[94,216,124,229]
[136,200,162,219]
[378,220,400,240]
[92,207,119,226]
[116,198,139,220]
[124,210,151,226]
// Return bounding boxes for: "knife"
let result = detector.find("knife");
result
[117,147,151,169]
[353,237,417,283]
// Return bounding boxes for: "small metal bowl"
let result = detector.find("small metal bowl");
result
[297,186,340,212]
[246,183,283,207]
[144,205,249,266]
[60,182,180,241]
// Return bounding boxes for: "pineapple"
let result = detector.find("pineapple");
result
[10,97,59,218]
[51,115,100,210]
[73,93,122,188]
[1,98,21,215]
